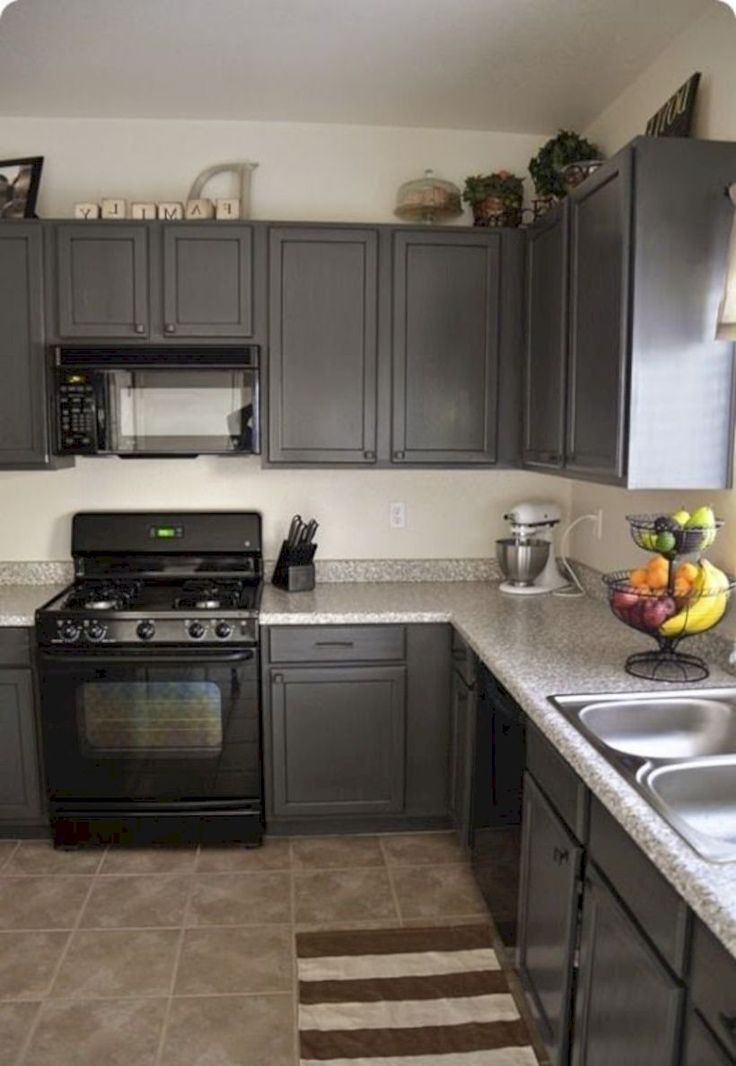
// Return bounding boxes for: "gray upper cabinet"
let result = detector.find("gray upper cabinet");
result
[0,225,54,468]
[161,224,254,337]
[523,204,567,470]
[572,865,684,1066]
[392,230,500,464]
[268,227,378,463]
[566,153,630,482]
[56,224,149,338]
[268,664,406,817]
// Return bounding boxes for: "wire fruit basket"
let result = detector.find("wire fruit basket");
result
[603,513,732,683]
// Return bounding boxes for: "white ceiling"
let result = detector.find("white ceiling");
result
[0,0,712,131]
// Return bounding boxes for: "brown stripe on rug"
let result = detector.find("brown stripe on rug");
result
[297,924,538,1064]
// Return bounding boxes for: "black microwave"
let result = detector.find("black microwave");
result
[52,346,260,458]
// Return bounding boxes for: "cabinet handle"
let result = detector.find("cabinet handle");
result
[134,323,145,334]
[273,673,284,684]
[393,450,405,461]
[363,451,376,461]
[164,323,176,334]
[552,847,569,865]
[719,1013,736,1045]
[315,641,355,648]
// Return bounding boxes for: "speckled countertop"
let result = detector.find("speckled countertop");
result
[0,584,66,626]
[260,581,736,958]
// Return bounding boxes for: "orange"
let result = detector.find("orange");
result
[674,578,692,599]
[648,555,669,571]
[647,568,669,591]
[677,562,699,583]
[630,569,649,588]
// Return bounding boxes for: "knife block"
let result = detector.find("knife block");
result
[272,539,316,592]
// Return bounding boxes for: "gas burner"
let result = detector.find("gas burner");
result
[173,579,246,612]
[85,598,118,611]
[64,579,143,613]
[195,599,221,610]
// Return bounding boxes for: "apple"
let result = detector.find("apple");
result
[612,589,638,611]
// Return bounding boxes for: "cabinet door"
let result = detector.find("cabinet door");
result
[269,666,406,817]
[572,865,683,1066]
[566,154,631,481]
[0,225,49,466]
[268,227,378,463]
[517,772,583,1066]
[56,224,149,338]
[523,204,567,469]
[392,230,500,464]
[0,669,43,824]
[683,1011,734,1066]
[162,224,253,337]
[449,669,475,846]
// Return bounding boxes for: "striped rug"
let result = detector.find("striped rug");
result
[297,923,537,1064]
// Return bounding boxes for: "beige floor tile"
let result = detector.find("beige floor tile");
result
[0,1000,39,1064]
[0,842,18,872]
[0,877,93,931]
[196,838,292,872]
[291,835,384,869]
[295,917,402,933]
[51,929,179,998]
[175,925,293,995]
[23,997,166,1066]
[0,931,70,1000]
[99,847,198,876]
[162,994,295,1066]
[390,864,488,921]
[381,831,466,866]
[79,875,191,929]
[3,842,103,877]
[294,867,398,925]
[401,915,494,928]
[187,872,291,925]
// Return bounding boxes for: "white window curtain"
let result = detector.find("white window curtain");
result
[717,183,736,341]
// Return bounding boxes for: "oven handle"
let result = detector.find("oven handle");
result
[38,648,256,666]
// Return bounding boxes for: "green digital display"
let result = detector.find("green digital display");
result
[155,527,177,538]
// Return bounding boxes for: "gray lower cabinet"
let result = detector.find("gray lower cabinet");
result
[523,204,567,470]
[56,223,150,338]
[161,224,254,337]
[268,227,378,463]
[572,865,683,1066]
[517,771,583,1066]
[269,664,406,817]
[0,225,56,468]
[449,639,476,846]
[689,919,736,1063]
[683,1011,736,1066]
[392,229,501,464]
[0,630,44,831]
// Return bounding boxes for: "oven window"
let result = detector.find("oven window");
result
[108,368,257,453]
[79,681,223,754]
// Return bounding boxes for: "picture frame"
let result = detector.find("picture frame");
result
[0,155,43,219]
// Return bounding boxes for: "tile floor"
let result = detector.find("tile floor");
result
[0,833,547,1066]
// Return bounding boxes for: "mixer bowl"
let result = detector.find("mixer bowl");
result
[496,538,550,587]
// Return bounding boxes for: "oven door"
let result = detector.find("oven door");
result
[38,647,260,804]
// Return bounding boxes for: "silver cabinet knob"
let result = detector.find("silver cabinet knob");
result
[164,323,176,334]
[364,450,376,461]
[134,323,145,334]
[393,450,405,461]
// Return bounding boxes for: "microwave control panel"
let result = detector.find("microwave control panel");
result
[57,372,99,453]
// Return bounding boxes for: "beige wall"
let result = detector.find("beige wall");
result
[0,114,565,561]
[570,2,736,629]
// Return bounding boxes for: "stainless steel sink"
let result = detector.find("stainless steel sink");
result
[577,698,736,760]
[644,756,736,863]
[550,688,736,863]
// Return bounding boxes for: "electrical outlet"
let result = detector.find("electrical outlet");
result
[594,508,604,539]
[389,502,406,529]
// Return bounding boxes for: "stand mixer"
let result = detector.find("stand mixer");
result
[496,501,568,595]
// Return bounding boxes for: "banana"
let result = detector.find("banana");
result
[659,560,730,638]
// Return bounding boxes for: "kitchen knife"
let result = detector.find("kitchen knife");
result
[303,519,318,544]
[287,514,303,547]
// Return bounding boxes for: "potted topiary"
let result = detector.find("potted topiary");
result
[462,170,524,228]
[528,129,601,213]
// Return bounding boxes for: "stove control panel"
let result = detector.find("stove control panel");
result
[44,614,258,646]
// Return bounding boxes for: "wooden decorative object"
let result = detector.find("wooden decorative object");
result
[185,198,215,219]
[645,73,701,138]
[187,162,257,219]
[157,202,184,220]
[215,198,240,220]
[101,198,126,219]
[131,202,157,220]
[74,202,100,219]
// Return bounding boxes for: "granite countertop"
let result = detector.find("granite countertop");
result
[261,581,736,957]
[0,584,66,626]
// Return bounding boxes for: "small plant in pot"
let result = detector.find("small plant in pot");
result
[528,129,601,212]
[462,170,524,228]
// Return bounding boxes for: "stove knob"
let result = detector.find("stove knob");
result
[188,621,206,641]
[86,621,107,642]
[137,620,156,641]
[215,621,232,640]
[59,620,82,642]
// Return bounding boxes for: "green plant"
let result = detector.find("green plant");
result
[462,170,524,205]
[529,129,600,199]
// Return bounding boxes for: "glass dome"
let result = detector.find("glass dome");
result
[394,169,462,224]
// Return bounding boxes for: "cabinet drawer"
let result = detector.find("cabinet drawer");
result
[589,797,689,977]
[690,920,736,1060]
[527,724,588,842]
[269,625,405,663]
[0,628,31,667]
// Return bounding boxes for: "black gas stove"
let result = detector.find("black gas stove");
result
[35,512,264,849]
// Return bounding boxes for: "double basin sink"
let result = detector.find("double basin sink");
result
[549,689,736,863]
